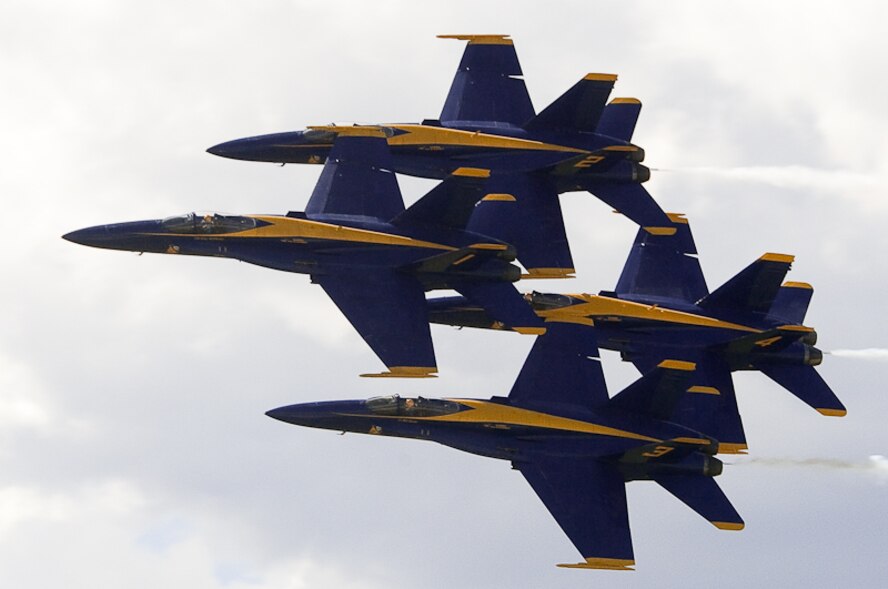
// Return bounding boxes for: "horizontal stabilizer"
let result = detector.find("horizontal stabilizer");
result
[438,35,535,126]
[596,98,642,141]
[699,253,794,316]
[759,364,846,416]
[525,74,617,133]
[466,173,574,276]
[608,360,696,421]
[454,281,544,334]
[515,458,635,569]
[507,323,608,410]
[654,474,744,530]
[586,182,672,232]
[392,167,489,229]
[767,282,814,324]
[305,131,405,220]
[614,213,708,305]
[315,272,436,377]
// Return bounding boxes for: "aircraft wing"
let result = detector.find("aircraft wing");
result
[507,323,609,411]
[466,173,574,277]
[305,127,405,220]
[514,458,635,570]
[614,212,708,304]
[314,272,437,377]
[437,35,535,126]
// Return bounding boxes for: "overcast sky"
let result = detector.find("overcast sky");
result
[3,1,888,587]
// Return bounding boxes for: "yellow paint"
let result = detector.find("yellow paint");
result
[558,558,635,571]
[688,386,720,396]
[542,316,595,327]
[573,155,605,168]
[451,254,476,266]
[540,294,761,333]
[642,445,674,458]
[658,360,696,371]
[452,167,490,178]
[777,325,814,333]
[754,336,783,348]
[672,437,711,446]
[783,281,813,290]
[816,408,847,417]
[602,145,639,152]
[711,521,745,531]
[387,124,586,154]
[718,443,749,455]
[468,243,508,251]
[433,399,661,442]
[643,226,678,236]
[610,97,641,105]
[666,212,689,224]
[760,252,795,264]
[584,73,618,82]
[482,193,517,202]
[306,125,386,138]
[513,327,547,335]
[233,216,458,251]
[437,34,513,45]
[522,267,576,279]
[360,366,438,378]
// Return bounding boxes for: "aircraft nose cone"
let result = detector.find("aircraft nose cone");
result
[265,404,319,427]
[62,225,110,248]
[206,138,247,159]
[206,131,318,163]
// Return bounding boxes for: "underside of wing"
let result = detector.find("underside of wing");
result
[614,213,708,305]
[507,323,609,411]
[466,173,574,277]
[515,458,634,570]
[305,128,405,220]
[438,35,535,126]
[314,272,436,377]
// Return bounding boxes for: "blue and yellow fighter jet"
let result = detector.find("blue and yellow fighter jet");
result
[267,324,744,570]
[207,34,672,279]
[63,127,546,377]
[428,214,845,452]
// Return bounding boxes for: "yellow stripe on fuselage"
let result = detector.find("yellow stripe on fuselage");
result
[399,399,661,442]
[540,294,761,334]
[155,216,457,251]
[387,124,588,154]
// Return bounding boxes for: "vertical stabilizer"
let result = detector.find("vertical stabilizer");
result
[596,98,642,141]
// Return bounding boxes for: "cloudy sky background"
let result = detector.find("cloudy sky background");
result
[3,1,888,586]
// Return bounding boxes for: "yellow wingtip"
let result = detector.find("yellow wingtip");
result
[760,252,795,264]
[360,366,438,379]
[712,521,745,531]
[558,557,635,571]
[817,408,847,417]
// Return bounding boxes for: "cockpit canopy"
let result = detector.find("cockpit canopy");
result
[161,212,258,234]
[365,395,464,418]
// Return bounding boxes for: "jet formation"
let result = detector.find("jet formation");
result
[65,35,844,570]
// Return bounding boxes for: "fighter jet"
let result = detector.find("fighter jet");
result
[428,213,845,452]
[63,127,545,377]
[207,34,672,279]
[267,324,744,570]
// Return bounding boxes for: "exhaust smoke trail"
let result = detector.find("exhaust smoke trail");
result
[657,165,878,193]
[826,348,888,361]
[730,455,888,483]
